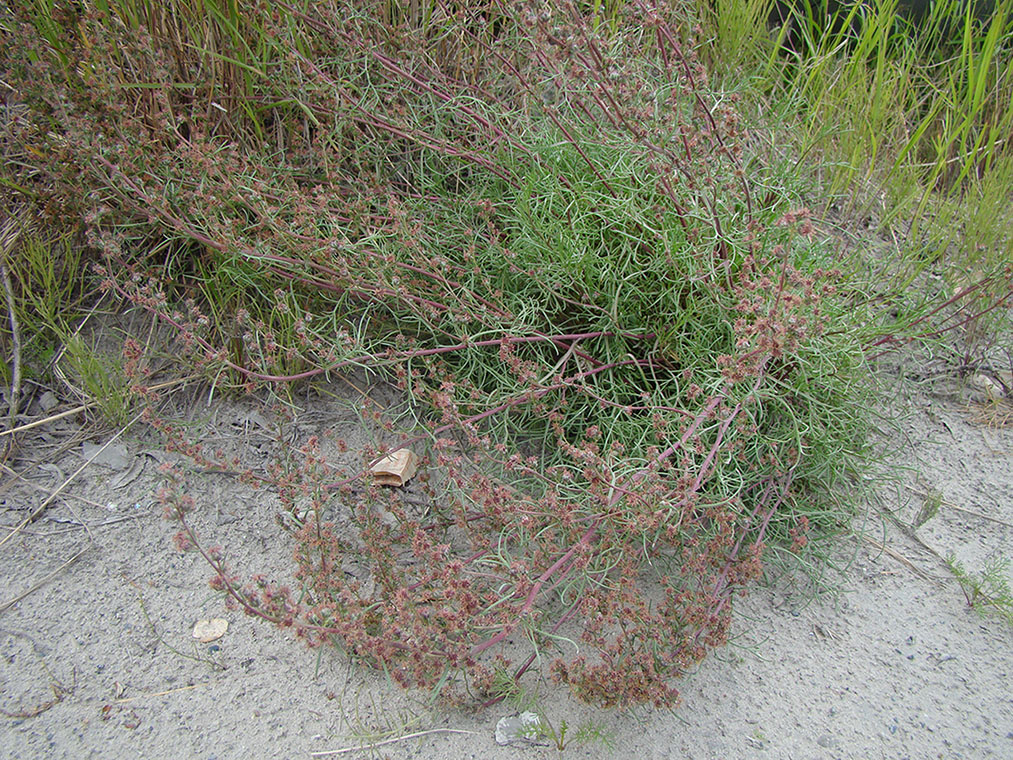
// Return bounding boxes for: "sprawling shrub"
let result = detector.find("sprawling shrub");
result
[3,1,870,707]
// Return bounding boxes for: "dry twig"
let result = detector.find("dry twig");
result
[310,728,477,757]
[0,409,144,547]
[0,213,25,467]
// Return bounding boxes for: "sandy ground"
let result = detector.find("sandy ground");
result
[1,366,1011,759]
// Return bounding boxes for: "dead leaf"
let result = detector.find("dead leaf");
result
[110,457,145,490]
[370,449,419,487]
[192,618,228,643]
[80,441,130,470]
[971,374,1002,402]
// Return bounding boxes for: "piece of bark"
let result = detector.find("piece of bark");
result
[369,449,419,487]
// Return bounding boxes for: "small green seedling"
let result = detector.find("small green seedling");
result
[946,553,1013,627]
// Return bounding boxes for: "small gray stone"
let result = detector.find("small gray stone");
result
[817,733,837,749]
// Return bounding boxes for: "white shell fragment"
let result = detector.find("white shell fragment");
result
[494,711,546,745]
[192,618,229,643]
[369,449,419,487]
